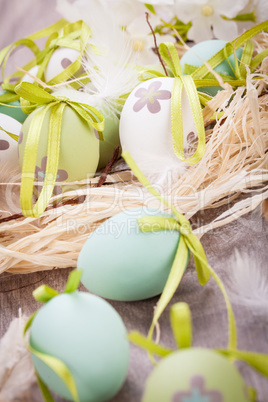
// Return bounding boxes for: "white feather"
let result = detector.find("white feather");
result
[0,313,36,401]
[226,249,268,308]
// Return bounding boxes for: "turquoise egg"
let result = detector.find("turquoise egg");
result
[78,207,185,301]
[0,90,27,123]
[180,40,243,96]
[30,291,129,402]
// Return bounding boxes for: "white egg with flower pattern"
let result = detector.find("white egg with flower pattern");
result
[0,113,21,170]
[119,77,198,175]
[45,48,82,83]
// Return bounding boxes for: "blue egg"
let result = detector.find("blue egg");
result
[78,207,186,301]
[30,291,129,402]
[180,40,243,96]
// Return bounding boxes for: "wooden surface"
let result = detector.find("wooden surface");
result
[0,2,268,401]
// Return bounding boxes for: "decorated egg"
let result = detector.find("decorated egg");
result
[180,40,243,96]
[78,207,185,301]
[20,65,39,84]
[53,87,121,169]
[30,291,129,401]
[143,348,249,402]
[0,90,27,123]
[0,113,21,170]
[119,77,197,175]
[44,47,81,83]
[18,105,99,195]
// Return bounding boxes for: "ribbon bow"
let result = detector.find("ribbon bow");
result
[123,151,237,351]
[35,20,91,86]
[158,42,206,165]
[24,270,82,402]
[16,82,104,218]
[129,302,268,401]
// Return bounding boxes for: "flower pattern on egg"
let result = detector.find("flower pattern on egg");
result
[173,376,223,402]
[35,156,68,195]
[133,81,171,114]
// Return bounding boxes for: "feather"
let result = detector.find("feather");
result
[226,250,268,308]
[0,313,36,401]
[0,162,21,217]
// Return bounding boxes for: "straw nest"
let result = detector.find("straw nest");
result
[0,36,267,275]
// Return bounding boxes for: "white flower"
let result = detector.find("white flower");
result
[175,0,249,42]
[236,0,268,34]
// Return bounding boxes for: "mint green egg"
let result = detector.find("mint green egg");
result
[0,90,27,123]
[97,108,121,170]
[143,348,249,402]
[19,105,99,195]
[180,40,243,96]
[78,207,185,301]
[30,291,129,402]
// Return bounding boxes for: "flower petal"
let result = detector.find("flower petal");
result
[133,98,146,112]
[216,0,248,18]
[148,81,162,91]
[187,16,213,42]
[157,89,172,100]
[147,99,161,113]
[56,168,68,181]
[135,87,148,98]
[213,16,238,41]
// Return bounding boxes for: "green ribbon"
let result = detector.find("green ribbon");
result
[24,270,82,402]
[129,302,268,401]
[0,124,19,142]
[123,151,237,351]
[158,42,206,165]
[15,82,104,218]
[0,19,91,101]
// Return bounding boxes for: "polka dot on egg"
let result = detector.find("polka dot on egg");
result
[61,58,73,69]
[0,139,10,150]
[18,131,23,144]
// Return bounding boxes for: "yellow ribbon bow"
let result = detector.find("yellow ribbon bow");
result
[123,151,237,351]
[16,82,104,218]
[129,302,268,401]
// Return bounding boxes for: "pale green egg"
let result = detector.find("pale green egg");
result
[180,40,243,96]
[18,105,99,195]
[30,291,129,402]
[78,207,186,301]
[143,348,249,402]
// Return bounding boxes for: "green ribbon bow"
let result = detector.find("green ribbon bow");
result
[158,42,206,165]
[16,82,104,218]
[24,270,82,402]
[123,151,237,351]
[129,302,268,401]
[0,19,91,103]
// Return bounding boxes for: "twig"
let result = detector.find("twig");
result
[145,12,168,77]
[97,146,120,187]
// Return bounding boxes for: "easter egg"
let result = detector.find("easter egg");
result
[45,47,81,83]
[0,113,21,170]
[21,65,39,84]
[53,87,121,169]
[18,105,99,195]
[0,90,27,123]
[78,207,185,301]
[143,348,249,402]
[180,40,243,96]
[30,291,129,402]
[119,77,197,175]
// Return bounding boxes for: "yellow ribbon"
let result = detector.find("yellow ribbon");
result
[123,151,237,351]
[16,82,104,218]
[24,270,82,402]
[0,19,91,99]
[129,302,268,401]
[0,125,19,142]
[158,42,206,165]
